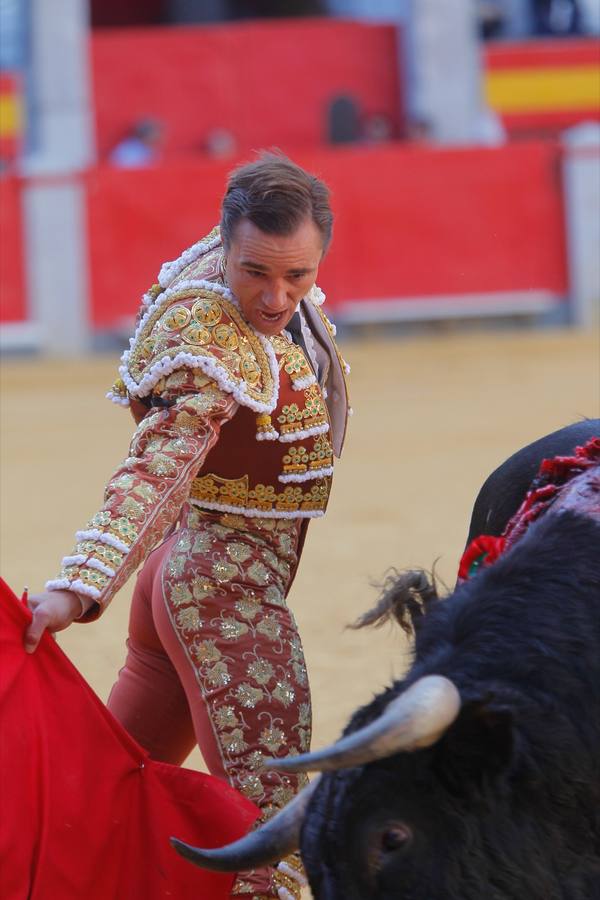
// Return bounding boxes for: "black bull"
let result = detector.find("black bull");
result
[173,421,600,899]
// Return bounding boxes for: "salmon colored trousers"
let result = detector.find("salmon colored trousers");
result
[107,505,311,897]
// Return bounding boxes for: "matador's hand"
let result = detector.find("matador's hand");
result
[24,590,83,654]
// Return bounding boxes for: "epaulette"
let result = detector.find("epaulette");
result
[108,281,279,414]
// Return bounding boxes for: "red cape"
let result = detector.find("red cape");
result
[0,579,260,899]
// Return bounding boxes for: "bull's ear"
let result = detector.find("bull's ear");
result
[434,699,514,791]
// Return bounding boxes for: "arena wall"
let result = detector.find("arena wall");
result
[0,141,569,332]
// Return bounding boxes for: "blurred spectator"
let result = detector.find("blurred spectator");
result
[479,0,507,38]
[405,117,434,144]
[363,113,393,144]
[531,0,582,34]
[229,0,325,16]
[327,94,361,144]
[325,0,405,19]
[204,127,237,159]
[108,119,164,168]
[578,0,600,31]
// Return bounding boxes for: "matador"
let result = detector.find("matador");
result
[27,154,350,900]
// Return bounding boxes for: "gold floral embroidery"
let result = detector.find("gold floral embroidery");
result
[176,606,203,632]
[213,323,239,350]
[195,639,221,663]
[238,773,263,799]
[247,560,271,585]
[118,496,146,520]
[191,532,212,554]
[108,517,138,544]
[272,680,295,707]
[282,445,310,474]
[181,323,211,346]
[126,290,276,406]
[236,683,264,708]
[162,508,309,818]
[63,566,109,589]
[227,542,253,564]
[260,726,287,753]
[189,473,331,514]
[174,411,207,434]
[170,583,193,606]
[147,453,178,477]
[168,554,186,578]
[212,559,238,582]
[162,305,191,331]
[221,729,248,754]
[276,383,328,436]
[191,575,215,599]
[132,482,158,503]
[214,705,240,729]
[257,615,281,641]
[206,661,231,687]
[235,596,262,620]
[220,617,249,641]
[247,659,275,685]
[191,298,222,326]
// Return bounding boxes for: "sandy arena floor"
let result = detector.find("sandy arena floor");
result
[1,327,598,894]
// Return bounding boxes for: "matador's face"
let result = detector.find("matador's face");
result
[224,217,323,336]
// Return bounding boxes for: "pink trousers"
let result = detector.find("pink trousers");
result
[107,505,311,896]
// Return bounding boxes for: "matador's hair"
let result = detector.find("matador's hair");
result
[220,151,333,252]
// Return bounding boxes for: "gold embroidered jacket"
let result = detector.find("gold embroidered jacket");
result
[46,228,350,615]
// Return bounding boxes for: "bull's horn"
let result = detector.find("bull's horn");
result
[265,675,461,774]
[170,776,319,872]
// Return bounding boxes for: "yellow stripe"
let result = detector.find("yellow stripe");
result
[0,93,22,137]
[486,65,600,113]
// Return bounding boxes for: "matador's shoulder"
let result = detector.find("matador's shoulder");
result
[108,281,279,414]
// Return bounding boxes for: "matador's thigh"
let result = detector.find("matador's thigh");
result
[109,505,311,897]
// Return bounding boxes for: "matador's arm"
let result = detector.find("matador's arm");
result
[46,370,238,618]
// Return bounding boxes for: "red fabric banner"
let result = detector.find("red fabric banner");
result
[0,579,260,900]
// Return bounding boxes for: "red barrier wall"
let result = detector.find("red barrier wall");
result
[0,177,26,323]
[91,20,403,160]
[86,142,567,328]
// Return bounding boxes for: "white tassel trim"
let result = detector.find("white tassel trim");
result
[118,279,280,415]
[256,431,279,441]
[343,361,351,375]
[277,888,295,900]
[348,407,354,416]
[291,373,316,391]
[158,234,222,288]
[278,422,329,442]
[45,578,102,600]
[122,349,278,414]
[62,554,87,567]
[75,529,131,555]
[278,466,333,484]
[189,498,325,519]
[86,558,116,578]
[106,391,130,407]
[277,861,308,887]
[305,284,326,307]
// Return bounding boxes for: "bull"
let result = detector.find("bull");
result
[172,420,600,899]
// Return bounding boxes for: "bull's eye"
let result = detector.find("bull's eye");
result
[381,823,412,853]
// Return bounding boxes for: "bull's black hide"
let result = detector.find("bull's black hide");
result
[301,510,600,900]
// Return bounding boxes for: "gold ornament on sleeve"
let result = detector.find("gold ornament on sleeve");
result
[181,323,211,345]
[162,305,191,331]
